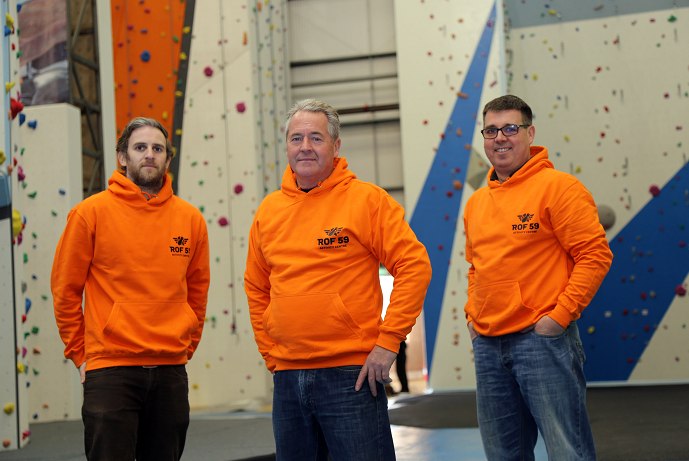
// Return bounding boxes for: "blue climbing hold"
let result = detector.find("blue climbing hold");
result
[25,298,32,314]
[27,120,37,129]
[19,113,26,125]
[141,50,151,62]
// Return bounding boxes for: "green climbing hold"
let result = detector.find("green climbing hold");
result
[31,326,39,334]
[41,295,47,300]
[199,206,204,213]
[32,232,36,238]
[23,253,28,263]
[173,36,179,43]
[51,210,57,216]
[27,191,37,198]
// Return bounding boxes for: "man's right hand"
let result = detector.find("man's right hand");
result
[468,321,479,341]
[79,362,86,384]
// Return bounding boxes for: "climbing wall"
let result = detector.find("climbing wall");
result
[1,0,31,449]
[395,0,504,390]
[19,105,84,423]
[111,0,187,144]
[175,0,289,409]
[505,0,689,383]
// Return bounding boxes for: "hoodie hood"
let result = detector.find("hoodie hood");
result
[280,157,357,198]
[487,145,553,189]
[107,170,174,206]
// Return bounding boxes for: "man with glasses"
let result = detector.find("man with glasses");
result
[463,95,612,460]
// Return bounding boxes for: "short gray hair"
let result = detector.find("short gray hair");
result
[117,117,173,159]
[285,99,340,142]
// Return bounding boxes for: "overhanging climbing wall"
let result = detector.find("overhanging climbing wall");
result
[110,0,189,178]
[395,0,504,390]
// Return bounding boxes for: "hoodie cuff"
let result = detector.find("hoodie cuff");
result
[549,305,573,329]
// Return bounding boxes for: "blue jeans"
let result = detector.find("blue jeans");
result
[82,365,190,461]
[473,322,596,461]
[272,366,396,461]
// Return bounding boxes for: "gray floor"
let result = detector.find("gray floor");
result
[0,412,276,461]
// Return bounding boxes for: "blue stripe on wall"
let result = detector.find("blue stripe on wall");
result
[410,2,496,377]
[581,162,689,381]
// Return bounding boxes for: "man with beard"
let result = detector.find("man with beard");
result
[52,117,210,461]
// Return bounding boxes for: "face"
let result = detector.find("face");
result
[286,111,340,188]
[483,109,535,181]
[117,126,171,192]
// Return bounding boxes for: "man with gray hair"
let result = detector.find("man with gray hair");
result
[52,117,210,460]
[245,99,431,460]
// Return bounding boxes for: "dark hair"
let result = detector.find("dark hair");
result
[285,99,340,142]
[116,118,173,170]
[482,94,533,126]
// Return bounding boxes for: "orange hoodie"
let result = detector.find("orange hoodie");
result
[51,171,210,371]
[463,146,612,336]
[245,157,431,372]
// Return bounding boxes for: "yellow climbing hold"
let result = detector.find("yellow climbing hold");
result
[6,82,16,93]
[6,13,14,28]
[549,10,556,15]
[179,52,187,61]
[0,150,5,165]
[564,135,570,142]
[17,363,25,374]
[183,26,191,34]
[162,111,168,121]
[3,403,14,415]
[175,90,183,98]
[588,326,595,334]
[175,129,182,136]
[532,74,538,80]
[575,165,581,173]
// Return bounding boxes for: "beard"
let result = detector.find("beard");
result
[126,162,167,191]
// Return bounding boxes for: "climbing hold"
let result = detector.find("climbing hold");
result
[649,185,660,197]
[10,98,23,119]
[25,298,31,313]
[453,180,463,190]
[19,113,25,125]
[27,191,37,199]
[140,50,151,62]
[31,326,39,334]
[3,440,10,448]
[27,120,37,129]
[17,363,24,373]
[218,217,229,227]
[676,286,687,296]
[588,326,595,334]
[179,52,187,61]
[3,403,14,415]
[6,82,16,93]
[204,66,213,77]
[236,102,246,113]
[234,184,244,194]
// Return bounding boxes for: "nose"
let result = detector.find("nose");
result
[494,128,508,141]
[300,138,313,151]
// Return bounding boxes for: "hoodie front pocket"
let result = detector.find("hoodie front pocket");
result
[263,292,363,361]
[470,281,535,334]
[102,302,198,355]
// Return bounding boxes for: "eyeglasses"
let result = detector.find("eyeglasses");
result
[481,124,530,139]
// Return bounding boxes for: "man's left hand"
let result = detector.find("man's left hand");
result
[355,345,398,396]
[533,315,565,335]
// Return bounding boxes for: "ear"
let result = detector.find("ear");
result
[117,151,127,167]
[164,155,172,171]
[527,125,535,145]
[333,138,341,158]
